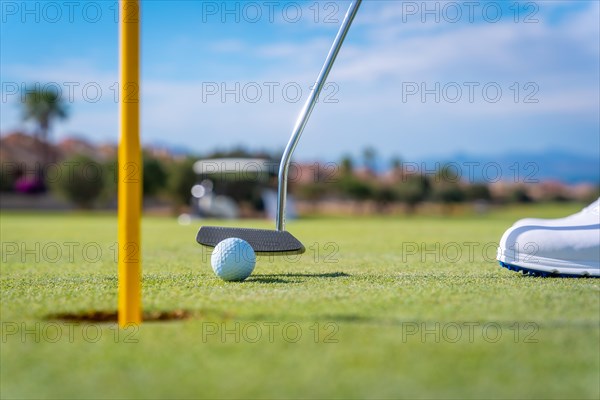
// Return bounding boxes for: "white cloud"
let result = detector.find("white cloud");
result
[209,39,247,53]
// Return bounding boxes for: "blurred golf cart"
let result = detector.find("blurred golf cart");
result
[189,158,297,220]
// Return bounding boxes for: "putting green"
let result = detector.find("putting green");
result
[1,204,598,399]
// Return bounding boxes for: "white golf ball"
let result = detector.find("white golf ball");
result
[211,238,256,281]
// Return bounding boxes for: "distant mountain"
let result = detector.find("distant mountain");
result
[144,140,194,157]
[426,150,599,185]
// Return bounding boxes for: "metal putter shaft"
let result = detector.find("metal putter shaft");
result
[276,0,362,232]
[197,0,361,255]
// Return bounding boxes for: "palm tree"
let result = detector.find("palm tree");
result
[362,146,377,175]
[340,155,354,176]
[21,85,69,165]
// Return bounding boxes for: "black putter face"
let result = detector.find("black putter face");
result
[196,226,305,255]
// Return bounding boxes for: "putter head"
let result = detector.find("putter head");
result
[196,226,305,255]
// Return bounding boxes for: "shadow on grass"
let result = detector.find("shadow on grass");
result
[246,272,351,284]
[253,272,351,279]
[244,277,294,284]
[312,315,599,330]
[47,309,193,323]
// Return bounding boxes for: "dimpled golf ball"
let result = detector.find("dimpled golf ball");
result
[211,238,256,281]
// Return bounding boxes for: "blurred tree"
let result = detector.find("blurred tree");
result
[100,158,118,204]
[395,175,431,213]
[0,163,18,192]
[433,184,466,204]
[390,156,402,172]
[508,186,532,203]
[337,176,374,201]
[435,163,461,183]
[51,155,105,209]
[295,182,329,214]
[340,155,354,176]
[464,183,491,201]
[432,164,465,212]
[374,184,397,213]
[143,154,168,196]
[21,85,68,165]
[295,182,328,201]
[362,146,377,174]
[168,157,197,209]
[390,157,402,170]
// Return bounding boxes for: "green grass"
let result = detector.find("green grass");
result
[1,203,599,399]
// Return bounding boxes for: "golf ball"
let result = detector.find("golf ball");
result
[211,238,256,281]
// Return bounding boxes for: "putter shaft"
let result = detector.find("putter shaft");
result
[276,0,362,231]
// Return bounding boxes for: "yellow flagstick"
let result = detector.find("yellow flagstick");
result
[118,0,142,327]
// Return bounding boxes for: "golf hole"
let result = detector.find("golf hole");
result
[47,309,192,323]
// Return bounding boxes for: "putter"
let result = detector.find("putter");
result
[197,0,362,255]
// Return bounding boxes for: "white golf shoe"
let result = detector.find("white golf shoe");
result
[497,199,600,277]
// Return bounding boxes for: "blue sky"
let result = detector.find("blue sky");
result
[1,0,599,162]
